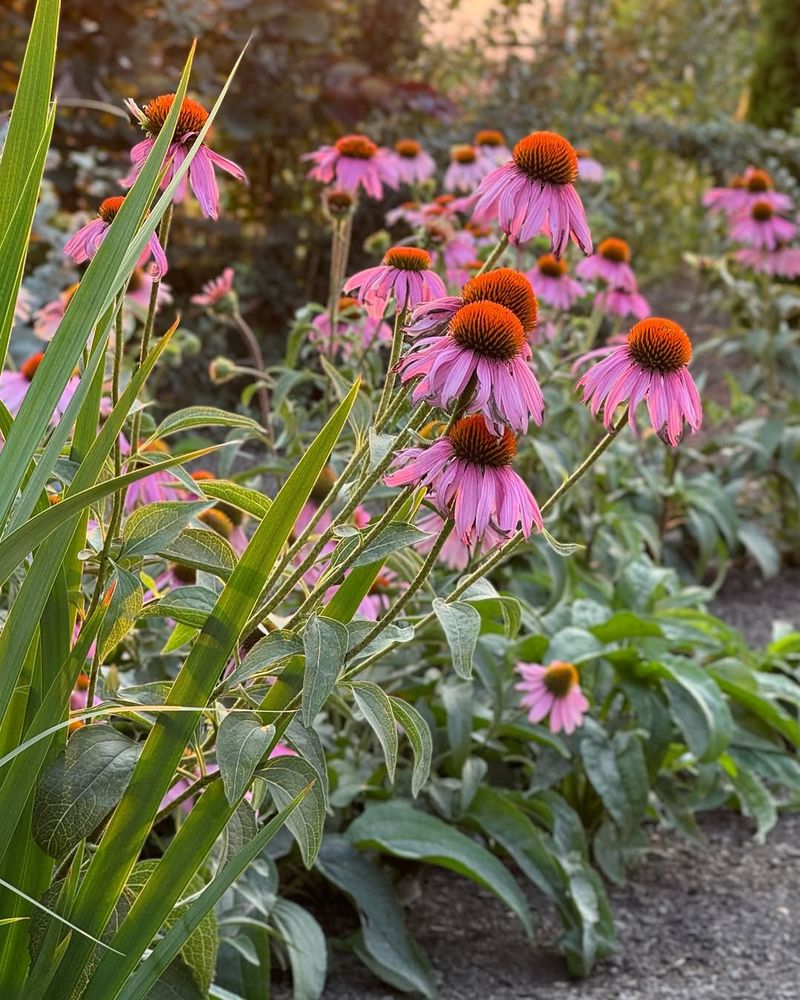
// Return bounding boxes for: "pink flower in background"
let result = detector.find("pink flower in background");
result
[14,287,33,323]
[444,145,487,193]
[308,297,392,360]
[515,661,589,734]
[303,134,397,199]
[192,267,236,308]
[397,300,544,435]
[593,286,651,320]
[576,237,638,292]
[65,197,168,278]
[357,569,399,620]
[33,283,79,341]
[416,508,503,570]
[126,267,173,313]
[577,317,702,446]
[474,129,512,167]
[122,94,247,220]
[386,200,424,228]
[440,229,478,281]
[575,147,605,184]
[472,131,592,255]
[729,200,797,251]
[344,247,447,319]
[123,440,179,511]
[385,415,542,544]
[703,167,793,218]
[390,139,437,185]
[0,353,79,423]
[527,254,585,311]
[734,246,800,279]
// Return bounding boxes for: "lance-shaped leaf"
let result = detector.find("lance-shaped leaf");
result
[217,713,275,805]
[302,614,348,725]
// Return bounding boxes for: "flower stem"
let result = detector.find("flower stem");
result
[475,233,509,276]
[375,308,407,430]
[231,311,273,444]
[344,517,454,666]
[327,214,353,360]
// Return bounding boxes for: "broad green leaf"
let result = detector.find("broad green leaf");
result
[388,697,432,797]
[97,566,143,661]
[285,718,329,808]
[347,802,532,937]
[345,621,415,661]
[140,585,219,629]
[161,527,237,580]
[351,682,398,781]
[661,658,733,762]
[352,522,430,568]
[270,898,326,1000]
[590,613,664,643]
[148,407,265,445]
[122,501,214,559]
[579,722,648,834]
[217,713,275,805]
[225,631,303,687]
[725,761,776,844]
[32,725,142,859]
[192,478,271,520]
[262,756,325,868]
[316,836,435,999]
[301,614,348,725]
[433,598,481,679]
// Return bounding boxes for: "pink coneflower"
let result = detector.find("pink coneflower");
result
[343,247,447,319]
[474,129,512,167]
[122,94,247,220]
[126,267,173,314]
[734,245,800,278]
[123,440,180,511]
[64,197,168,277]
[308,297,392,360]
[391,139,437,185]
[416,508,503,570]
[444,145,487,193]
[472,131,592,256]
[406,267,539,342]
[576,317,702,446]
[515,661,589,734]
[593,286,650,320]
[527,253,585,311]
[574,147,605,184]
[33,283,80,341]
[357,569,398,620]
[192,267,236,309]
[303,134,397,199]
[576,237,638,292]
[398,300,544,434]
[703,168,793,218]
[0,353,79,423]
[385,415,542,544]
[729,200,797,251]
[440,230,478,282]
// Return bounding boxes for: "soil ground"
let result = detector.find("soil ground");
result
[289,567,800,1000]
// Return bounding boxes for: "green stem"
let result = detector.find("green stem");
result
[475,233,509,276]
[231,312,273,444]
[375,308,407,429]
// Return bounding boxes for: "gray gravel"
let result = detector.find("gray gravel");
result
[711,566,800,648]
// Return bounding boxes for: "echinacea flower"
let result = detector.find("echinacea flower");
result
[192,267,236,310]
[576,237,638,292]
[593,286,650,320]
[527,254,585,311]
[391,139,437,185]
[126,267,173,314]
[474,129,512,167]
[64,196,168,277]
[515,661,589,734]
[472,131,592,256]
[33,283,80,341]
[576,317,702,446]
[574,147,605,184]
[407,266,538,340]
[385,414,542,544]
[303,134,397,199]
[444,145,487,193]
[703,167,793,218]
[122,94,247,220]
[123,439,180,511]
[308,297,392,360]
[398,299,544,434]
[357,569,399,620]
[734,245,800,279]
[343,247,447,319]
[0,352,79,423]
[729,200,797,251]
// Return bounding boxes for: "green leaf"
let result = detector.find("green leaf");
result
[270,898,327,1000]
[141,585,219,629]
[345,622,415,662]
[347,802,532,938]
[191,478,271,520]
[661,658,733,762]
[148,406,265,443]
[541,527,584,557]
[579,721,648,834]
[97,566,144,661]
[351,682,398,782]
[261,756,325,868]
[161,527,237,580]
[122,501,214,559]
[590,612,664,643]
[301,614,348,725]
[389,697,432,797]
[433,598,481,679]
[225,631,304,687]
[32,725,142,859]
[217,713,275,806]
[352,522,430,568]
[316,836,435,999]
[725,761,776,844]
